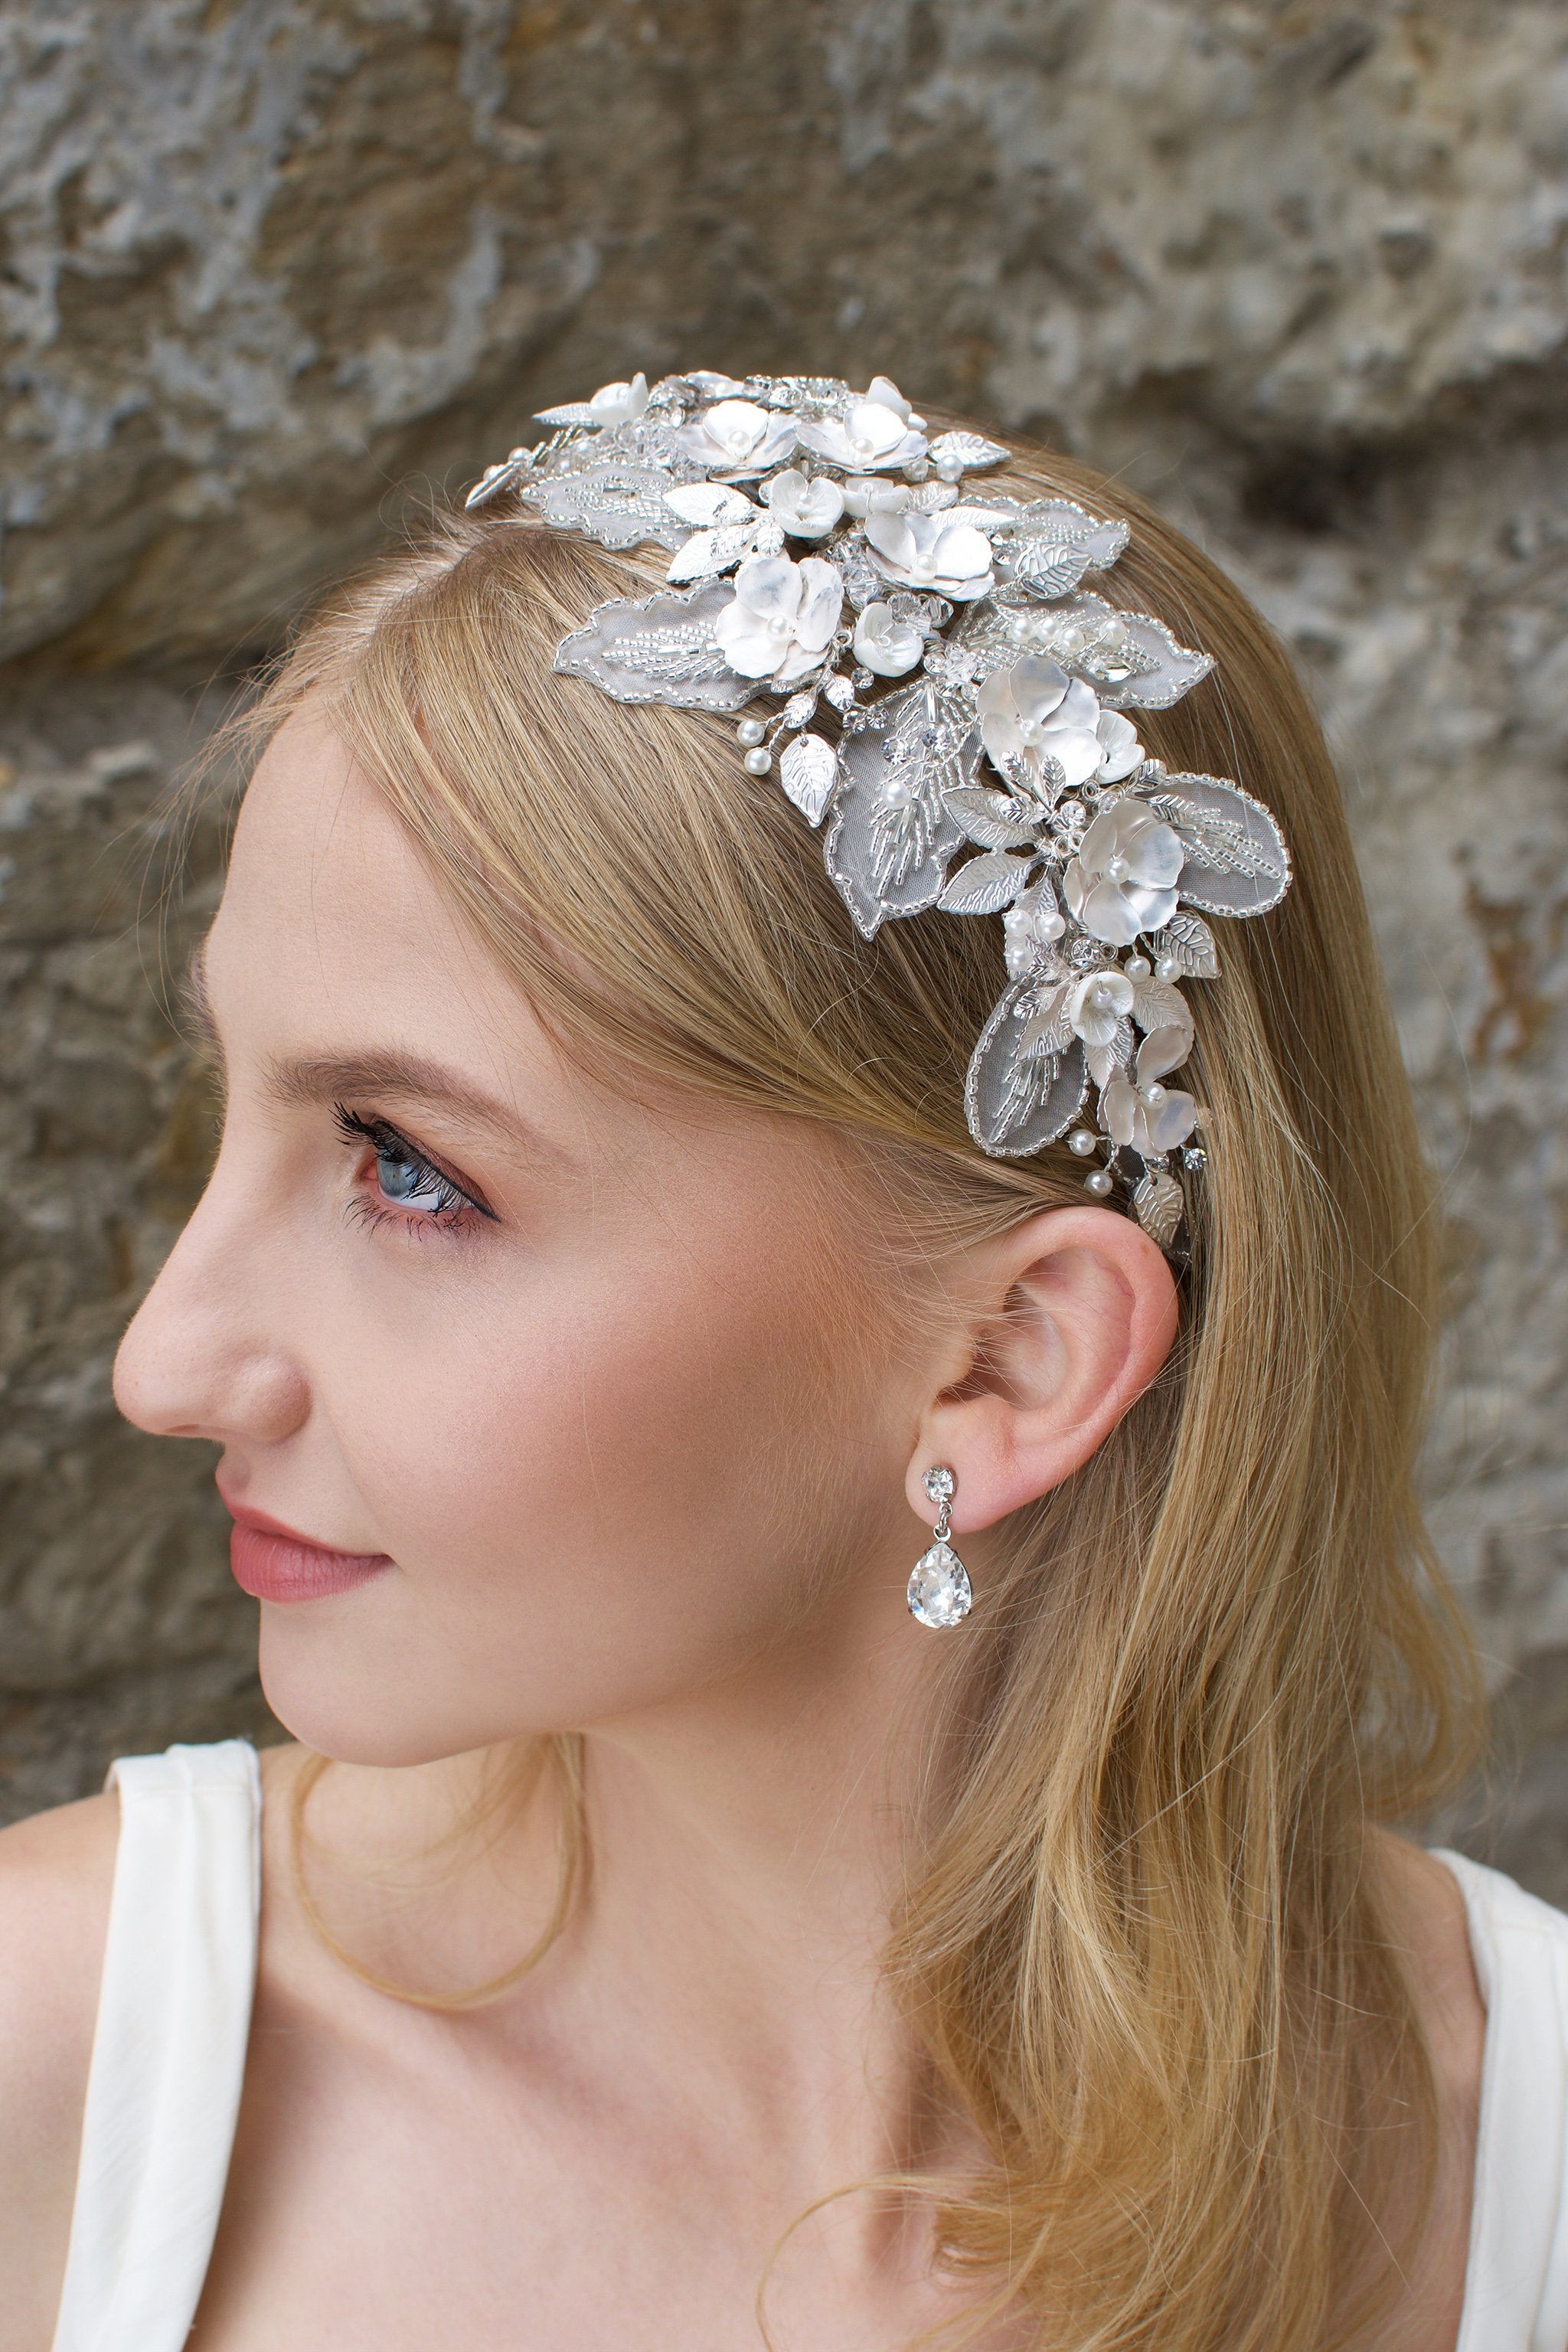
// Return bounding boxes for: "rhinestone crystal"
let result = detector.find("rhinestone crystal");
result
[907,1541,972,1628]
[922,1465,956,1503]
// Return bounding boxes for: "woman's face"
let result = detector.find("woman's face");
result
[113,716,929,1764]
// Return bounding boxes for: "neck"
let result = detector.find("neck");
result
[570,1604,951,2172]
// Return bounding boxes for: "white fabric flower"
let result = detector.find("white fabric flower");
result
[1063,800,1185,946]
[864,511,994,601]
[841,476,913,520]
[535,373,650,430]
[1065,969,1134,1047]
[852,601,925,678]
[977,657,1104,798]
[714,554,844,684]
[1101,1074,1197,1156]
[1095,708,1145,782]
[676,399,799,474]
[796,377,928,473]
[763,469,845,539]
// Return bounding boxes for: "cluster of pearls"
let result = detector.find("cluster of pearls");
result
[737,716,772,776]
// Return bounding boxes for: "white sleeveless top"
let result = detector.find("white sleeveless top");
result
[43,1743,1568,2351]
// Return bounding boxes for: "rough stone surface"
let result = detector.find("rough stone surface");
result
[2,1,1566,1885]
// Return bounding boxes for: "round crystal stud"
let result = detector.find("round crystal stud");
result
[907,1541,972,1628]
[922,1465,956,1504]
[851,666,874,692]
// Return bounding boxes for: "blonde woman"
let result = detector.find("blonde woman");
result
[2,371,1563,2352]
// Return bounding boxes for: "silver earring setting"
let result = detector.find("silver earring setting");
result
[907,1465,972,1629]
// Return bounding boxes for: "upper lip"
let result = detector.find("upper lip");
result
[217,1488,387,1560]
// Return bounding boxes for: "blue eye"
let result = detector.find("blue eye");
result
[332,1103,491,1231]
[374,1141,452,1211]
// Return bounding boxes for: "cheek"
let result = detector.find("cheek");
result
[267,1208,897,1752]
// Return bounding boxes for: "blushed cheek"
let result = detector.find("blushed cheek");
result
[318,1236,878,1719]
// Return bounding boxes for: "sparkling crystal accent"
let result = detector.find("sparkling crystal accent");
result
[922,1465,956,1502]
[907,1540,972,1628]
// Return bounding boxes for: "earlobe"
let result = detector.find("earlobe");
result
[907,1206,1178,1534]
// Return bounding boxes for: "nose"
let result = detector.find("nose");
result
[113,1146,310,1449]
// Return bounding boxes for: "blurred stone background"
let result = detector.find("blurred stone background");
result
[2,0,1566,1880]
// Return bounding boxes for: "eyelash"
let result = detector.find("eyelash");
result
[330,1104,493,1240]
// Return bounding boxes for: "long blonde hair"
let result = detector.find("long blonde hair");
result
[227,420,1482,2348]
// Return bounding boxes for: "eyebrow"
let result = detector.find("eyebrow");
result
[181,936,573,1168]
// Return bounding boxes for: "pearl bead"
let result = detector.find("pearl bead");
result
[1084,1168,1114,1197]
[737,718,766,748]
[1067,1129,1097,1158]
[1156,956,1181,982]
[769,616,790,638]
[936,456,963,482]
[742,746,773,776]
[1125,955,1152,980]
[1037,910,1067,939]
[1142,1083,1166,1106]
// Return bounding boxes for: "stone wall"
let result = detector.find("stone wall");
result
[3,1,1566,1883]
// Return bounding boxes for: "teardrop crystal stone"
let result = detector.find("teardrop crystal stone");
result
[906,1540,973,1629]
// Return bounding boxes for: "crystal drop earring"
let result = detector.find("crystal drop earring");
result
[906,1465,973,1628]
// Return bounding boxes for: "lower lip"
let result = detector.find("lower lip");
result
[229,1523,392,1603]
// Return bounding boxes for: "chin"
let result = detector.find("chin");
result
[254,1615,496,1769]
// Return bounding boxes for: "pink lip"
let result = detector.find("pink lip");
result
[222,1500,392,1603]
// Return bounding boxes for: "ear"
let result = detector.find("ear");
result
[906,1206,1178,1534]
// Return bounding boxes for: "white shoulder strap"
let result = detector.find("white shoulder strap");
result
[1436,1849,1568,2352]
[51,1740,262,2352]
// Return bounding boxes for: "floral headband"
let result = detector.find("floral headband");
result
[466,370,1290,1250]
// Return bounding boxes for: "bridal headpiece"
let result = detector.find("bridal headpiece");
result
[466,370,1291,1250]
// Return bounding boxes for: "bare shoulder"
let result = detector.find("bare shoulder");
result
[1361,1830,1485,2352]
[1370,1829,1486,2102]
[0,1788,120,2349]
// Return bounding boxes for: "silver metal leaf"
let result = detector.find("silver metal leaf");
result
[554,583,754,712]
[822,680,979,937]
[1020,980,1073,1059]
[965,978,1089,1156]
[1133,1169,1186,1249]
[531,401,605,428]
[998,500,1129,601]
[1146,776,1291,916]
[1129,975,1189,1034]
[1086,1018,1135,1090]
[938,850,1034,915]
[1151,912,1220,979]
[779,733,839,828]
[1008,547,1099,600]
[465,452,533,510]
[943,786,1038,849]
[664,482,757,527]
[527,461,691,551]
[928,430,1009,472]
[906,482,961,513]
[1016,499,1129,571]
[665,523,758,583]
